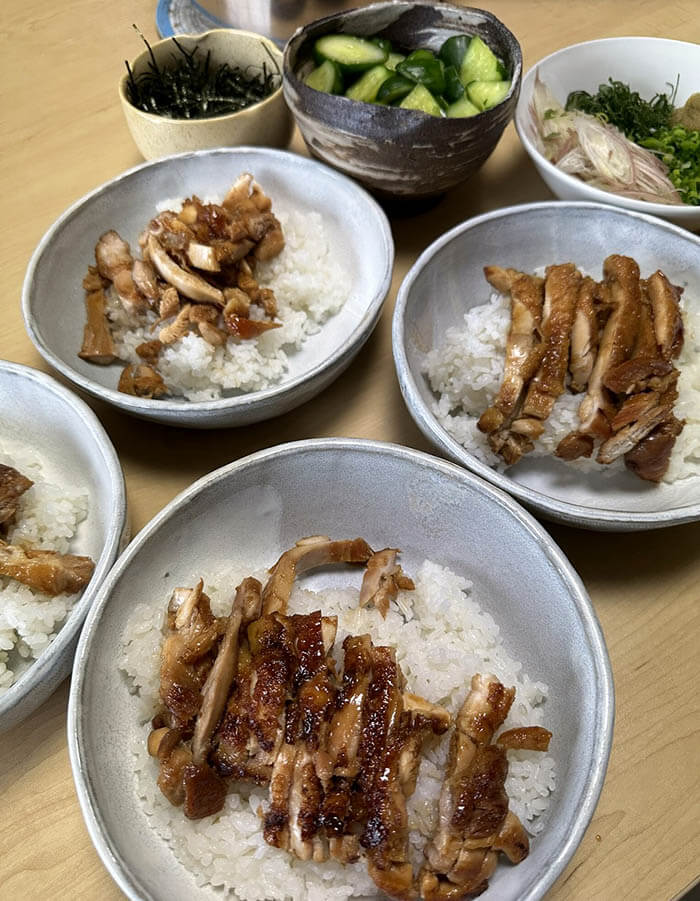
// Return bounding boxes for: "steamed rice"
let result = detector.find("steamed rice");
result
[0,442,89,694]
[424,290,700,482]
[108,206,349,401]
[119,558,555,900]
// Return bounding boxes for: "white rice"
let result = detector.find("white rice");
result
[0,442,89,695]
[119,559,554,900]
[108,206,349,401]
[424,289,700,482]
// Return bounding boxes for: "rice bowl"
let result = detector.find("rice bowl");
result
[393,201,700,530]
[23,148,393,428]
[68,438,612,901]
[0,361,125,733]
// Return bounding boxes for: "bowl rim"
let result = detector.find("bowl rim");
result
[283,0,523,125]
[67,436,614,901]
[118,28,285,125]
[21,146,394,420]
[514,35,700,218]
[392,199,700,530]
[0,360,127,729]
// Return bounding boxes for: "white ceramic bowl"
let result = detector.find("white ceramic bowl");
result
[0,361,126,733]
[514,37,700,230]
[22,148,393,428]
[69,438,612,901]
[393,201,700,531]
[119,30,293,160]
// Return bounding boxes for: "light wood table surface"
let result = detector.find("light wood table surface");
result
[1,1,699,899]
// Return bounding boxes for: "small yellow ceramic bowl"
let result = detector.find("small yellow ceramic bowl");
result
[119,29,294,160]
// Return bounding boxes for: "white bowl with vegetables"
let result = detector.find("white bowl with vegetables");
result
[514,37,700,229]
[284,2,522,197]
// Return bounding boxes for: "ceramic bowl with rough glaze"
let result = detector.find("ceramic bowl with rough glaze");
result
[283,2,522,198]
[393,201,700,530]
[69,438,612,901]
[0,361,126,733]
[119,30,293,160]
[22,147,393,429]
[514,37,700,230]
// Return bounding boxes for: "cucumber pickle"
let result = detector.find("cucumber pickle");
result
[302,30,511,118]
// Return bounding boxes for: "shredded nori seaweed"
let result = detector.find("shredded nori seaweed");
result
[125,27,281,119]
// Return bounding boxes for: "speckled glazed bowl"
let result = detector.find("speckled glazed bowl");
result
[283,2,522,197]
[119,30,293,160]
[0,361,126,733]
[393,201,700,530]
[69,438,612,901]
[22,147,393,429]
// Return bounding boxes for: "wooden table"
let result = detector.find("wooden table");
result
[1,1,699,899]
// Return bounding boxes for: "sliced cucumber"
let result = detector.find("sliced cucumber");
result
[399,83,443,117]
[459,36,502,84]
[345,64,392,103]
[446,95,481,117]
[443,65,464,102]
[396,50,446,96]
[467,79,511,111]
[313,34,388,72]
[385,51,406,71]
[438,34,471,71]
[376,73,414,105]
[303,59,343,94]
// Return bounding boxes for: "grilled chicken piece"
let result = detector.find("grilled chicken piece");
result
[624,415,685,482]
[157,581,225,733]
[569,276,598,393]
[597,386,679,464]
[556,255,642,461]
[603,357,674,396]
[135,339,163,365]
[509,263,581,443]
[255,225,285,262]
[118,363,167,398]
[359,548,415,618]
[0,539,94,595]
[419,674,518,901]
[132,259,160,303]
[262,536,373,615]
[223,287,251,318]
[192,578,262,765]
[147,235,224,306]
[157,285,181,324]
[359,646,451,901]
[95,230,148,314]
[496,725,552,751]
[0,464,33,534]
[187,242,221,272]
[264,611,338,862]
[212,612,295,782]
[478,268,544,435]
[159,303,192,345]
[646,270,684,360]
[79,267,117,364]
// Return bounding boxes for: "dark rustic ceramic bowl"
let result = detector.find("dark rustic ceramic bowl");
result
[283,2,522,197]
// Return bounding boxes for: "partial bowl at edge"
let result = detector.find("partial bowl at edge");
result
[0,361,126,733]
